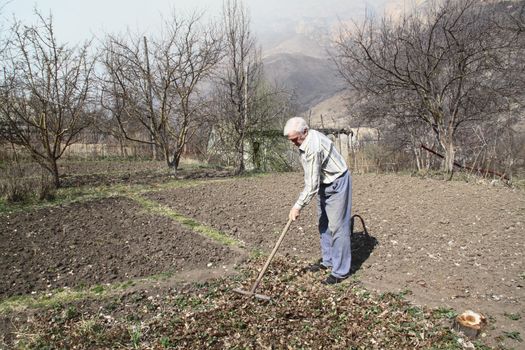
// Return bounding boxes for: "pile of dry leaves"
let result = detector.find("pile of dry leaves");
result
[11,256,475,349]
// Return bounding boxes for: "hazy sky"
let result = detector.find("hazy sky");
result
[2,0,222,43]
[2,0,411,45]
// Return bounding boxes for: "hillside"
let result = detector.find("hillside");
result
[300,89,354,128]
[262,33,328,59]
[263,52,345,111]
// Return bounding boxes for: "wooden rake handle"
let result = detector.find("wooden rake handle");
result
[249,218,293,294]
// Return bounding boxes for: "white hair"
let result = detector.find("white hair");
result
[283,117,309,136]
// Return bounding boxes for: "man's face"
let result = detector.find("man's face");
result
[287,130,307,147]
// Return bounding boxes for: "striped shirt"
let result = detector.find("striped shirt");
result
[293,129,348,209]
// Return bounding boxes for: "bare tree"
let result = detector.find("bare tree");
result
[246,82,295,171]
[0,12,95,187]
[212,0,282,174]
[334,0,525,174]
[100,11,222,172]
[0,1,9,51]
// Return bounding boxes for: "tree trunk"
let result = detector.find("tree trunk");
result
[50,159,61,189]
[443,141,455,173]
[453,310,487,339]
[168,158,178,175]
[437,126,456,174]
[164,147,178,175]
[236,139,245,175]
[413,147,422,171]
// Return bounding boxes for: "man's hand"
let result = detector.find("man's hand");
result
[289,207,301,221]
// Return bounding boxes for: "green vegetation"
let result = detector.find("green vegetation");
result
[434,307,459,320]
[0,175,231,214]
[129,194,240,247]
[0,288,92,314]
[129,323,142,349]
[503,331,522,342]
[91,285,105,294]
[0,269,203,315]
[504,312,521,321]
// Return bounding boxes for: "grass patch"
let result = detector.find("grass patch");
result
[250,248,265,258]
[129,323,142,349]
[512,178,525,191]
[434,307,458,319]
[0,177,232,215]
[503,331,522,342]
[0,269,190,315]
[148,271,176,281]
[0,288,91,314]
[504,312,521,321]
[0,174,242,315]
[130,194,240,247]
[91,285,105,294]
[118,280,136,289]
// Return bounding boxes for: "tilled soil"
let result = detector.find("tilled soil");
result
[1,171,523,348]
[60,165,233,187]
[147,175,320,254]
[1,159,233,188]
[0,197,241,298]
[148,172,525,344]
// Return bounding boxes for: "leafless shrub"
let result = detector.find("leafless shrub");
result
[0,152,55,202]
[0,164,36,202]
[38,170,56,201]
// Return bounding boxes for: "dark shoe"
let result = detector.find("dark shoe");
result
[322,274,349,285]
[304,259,330,273]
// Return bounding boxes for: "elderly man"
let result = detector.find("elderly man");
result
[284,117,352,284]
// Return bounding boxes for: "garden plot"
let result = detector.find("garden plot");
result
[146,174,321,255]
[147,172,525,344]
[0,171,523,349]
[0,197,241,298]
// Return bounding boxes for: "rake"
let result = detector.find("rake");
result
[233,218,293,301]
